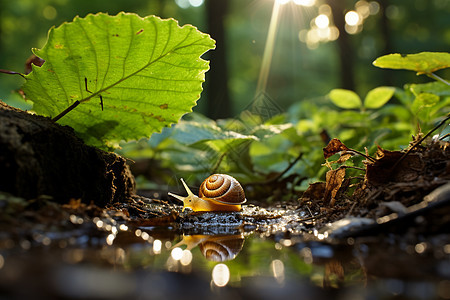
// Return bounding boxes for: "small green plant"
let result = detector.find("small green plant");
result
[374,52,450,126]
[326,52,450,148]
[329,86,395,111]
[120,52,449,192]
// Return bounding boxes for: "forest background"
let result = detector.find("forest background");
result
[1,0,449,190]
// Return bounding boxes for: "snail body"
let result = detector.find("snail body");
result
[168,174,246,212]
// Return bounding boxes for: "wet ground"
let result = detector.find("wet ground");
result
[1,189,449,300]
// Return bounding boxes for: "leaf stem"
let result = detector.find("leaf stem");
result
[342,150,376,162]
[428,72,450,86]
[0,69,25,79]
[52,101,80,122]
[245,152,304,187]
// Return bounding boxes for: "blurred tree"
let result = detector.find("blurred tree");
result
[378,0,393,85]
[205,0,232,119]
[0,0,449,115]
[327,0,355,90]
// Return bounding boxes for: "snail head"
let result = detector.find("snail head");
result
[168,178,200,212]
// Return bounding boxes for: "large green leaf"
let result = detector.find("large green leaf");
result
[23,13,215,148]
[373,52,450,75]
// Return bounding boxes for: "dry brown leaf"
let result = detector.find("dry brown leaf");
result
[299,182,326,203]
[366,147,424,185]
[323,138,350,159]
[324,168,346,206]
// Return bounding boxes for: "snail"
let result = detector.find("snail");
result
[168,174,246,212]
[173,234,245,262]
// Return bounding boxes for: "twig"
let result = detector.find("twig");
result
[0,69,25,78]
[211,151,226,174]
[439,133,450,140]
[85,77,92,93]
[346,200,358,217]
[270,152,304,183]
[342,150,376,162]
[305,205,314,218]
[52,101,80,122]
[85,77,103,111]
[52,78,104,122]
[246,152,304,186]
[340,166,366,172]
[299,213,322,223]
[391,113,450,171]
[427,72,450,86]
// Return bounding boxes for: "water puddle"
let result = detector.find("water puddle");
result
[1,198,449,299]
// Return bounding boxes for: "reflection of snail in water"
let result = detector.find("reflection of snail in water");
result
[169,174,246,212]
[174,234,245,262]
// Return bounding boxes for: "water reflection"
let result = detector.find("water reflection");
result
[173,234,245,262]
[212,264,230,287]
[1,226,449,299]
[153,239,162,254]
[271,259,285,284]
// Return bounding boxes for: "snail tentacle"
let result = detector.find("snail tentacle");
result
[168,178,200,212]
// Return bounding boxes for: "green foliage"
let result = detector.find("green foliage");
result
[118,112,300,184]
[329,87,395,110]
[373,52,450,75]
[373,52,450,126]
[364,87,396,109]
[23,12,215,149]
[329,89,361,109]
[121,51,449,193]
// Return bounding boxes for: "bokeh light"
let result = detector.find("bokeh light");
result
[271,259,285,284]
[345,11,360,26]
[175,0,204,9]
[189,0,204,7]
[212,264,230,287]
[293,0,316,7]
[315,14,329,29]
[171,247,183,260]
[153,239,162,254]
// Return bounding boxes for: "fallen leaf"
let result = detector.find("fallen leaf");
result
[324,168,346,206]
[299,182,326,203]
[323,138,350,159]
[366,146,424,184]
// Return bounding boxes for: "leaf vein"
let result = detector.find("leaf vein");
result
[64,23,84,99]
[112,86,201,93]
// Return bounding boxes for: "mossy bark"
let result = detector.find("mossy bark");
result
[0,101,135,206]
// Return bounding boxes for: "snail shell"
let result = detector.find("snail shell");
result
[199,235,245,262]
[169,174,247,211]
[173,234,245,262]
[168,174,247,212]
[199,174,246,205]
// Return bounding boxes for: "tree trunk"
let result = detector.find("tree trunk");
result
[378,0,394,85]
[205,0,232,119]
[328,0,355,90]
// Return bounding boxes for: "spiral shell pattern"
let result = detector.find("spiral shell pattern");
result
[199,174,246,205]
[199,236,245,262]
